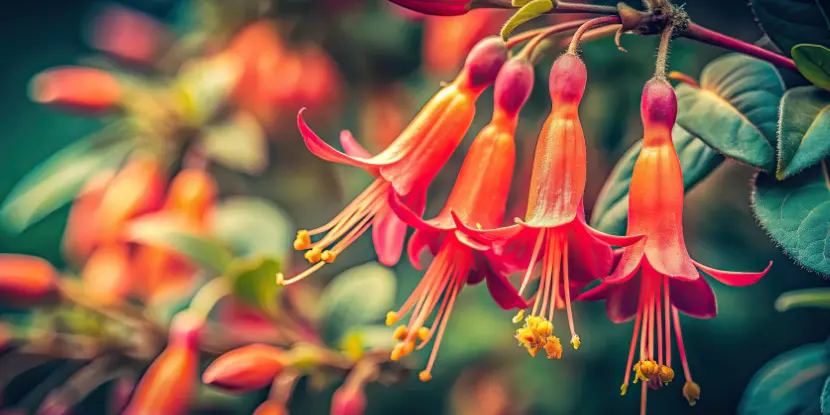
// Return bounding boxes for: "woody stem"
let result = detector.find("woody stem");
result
[680,23,797,72]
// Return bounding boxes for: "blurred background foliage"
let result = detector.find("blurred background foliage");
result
[0,0,828,414]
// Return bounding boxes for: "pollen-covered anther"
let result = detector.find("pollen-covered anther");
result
[515,327,540,347]
[385,312,399,327]
[525,345,540,358]
[304,248,322,263]
[570,334,581,350]
[620,383,629,396]
[535,320,553,338]
[512,310,525,324]
[321,250,337,263]
[658,365,674,384]
[633,360,658,383]
[417,327,430,341]
[294,230,311,250]
[419,370,432,382]
[525,316,543,330]
[683,381,700,406]
[390,343,406,361]
[543,336,562,359]
[392,325,408,341]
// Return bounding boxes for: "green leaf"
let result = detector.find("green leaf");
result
[590,125,724,235]
[752,160,830,276]
[338,325,398,360]
[320,262,396,342]
[749,0,830,54]
[776,288,830,311]
[793,44,830,91]
[777,86,830,179]
[210,197,294,264]
[224,256,282,315]
[822,375,830,415]
[0,125,133,233]
[200,113,268,175]
[125,214,234,272]
[675,54,783,171]
[173,55,241,126]
[739,343,830,415]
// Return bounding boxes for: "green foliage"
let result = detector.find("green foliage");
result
[749,0,830,53]
[591,125,724,235]
[822,375,830,415]
[224,256,282,315]
[739,342,830,415]
[200,113,268,175]
[319,262,396,343]
[674,54,783,172]
[210,196,294,265]
[125,214,234,272]
[174,55,241,126]
[752,161,830,276]
[792,44,830,91]
[777,87,830,179]
[776,288,830,311]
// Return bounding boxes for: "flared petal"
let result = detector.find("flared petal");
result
[388,190,451,232]
[482,266,529,310]
[373,187,426,266]
[605,243,645,284]
[454,229,491,252]
[450,210,521,243]
[567,223,613,283]
[604,273,642,323]
[693,260,772,287]
[340,130,373,158]
[670,275,717,319]
[407,229,444,271]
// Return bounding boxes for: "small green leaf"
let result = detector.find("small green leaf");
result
[776,288,830,311]
[793,44,830,91]
[0,125,133,233]
[752,160,830,276]
[200,112,268,175]
[225,256,282,315]
[125,214,234,272]
[749,0,830,54]
[591,125,724,235]
[173,55,241,126]
[500,0,554,41]
[320,262,396,341]
[777,86,830,179]
[739,343,830,415]
[210,197,294,264]
[821,375,830,415]
[675,54,783,171]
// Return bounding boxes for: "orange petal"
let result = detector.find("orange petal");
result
[63,169,116,264]
[29,67,121,114]
[81,244,133,305]
[0,254,57,304]
[97,156,166,244]
[202,344,286,393]
[163,169,217,227]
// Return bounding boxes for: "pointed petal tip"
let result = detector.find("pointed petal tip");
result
[694,260,772,287]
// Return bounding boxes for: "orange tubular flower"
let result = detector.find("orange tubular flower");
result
[63,170,116,263]
[96,155,166,244]
[278,37,508,285]
[0,254,58,305]
[202,344,286,393]
[383,56,534,382]
[455,53,641,357]
[578,79,772,410]
[81,243,133,305]
[123,312,202,415]
[29,67,122,114]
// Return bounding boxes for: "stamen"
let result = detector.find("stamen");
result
[656,277,663,365]
[518,230,546,295]
[621,298,643,394]
[562,238,579,349]
[640,382,647,415]
[664,275,672,368]
[546,233,562,324]
[420,265,465,382]
[672,307,692,382]
[276,261,325,286]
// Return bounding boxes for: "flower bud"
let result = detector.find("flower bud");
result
[494,57,534,117]
[89,5,166,64]
[641,78,678,129]
[549,54,587,107]
[63,170,115,263]
[331,385,367,415]
[163,169,217,226]
[97,156,166,243]
[253,400,289,415]
[388,0,472,16]
[462,37,508,90]
[110,377,135,415]
[202,344,286,393]
[81,244,133,305]
[0,255,57,305]
[29,67,121,114]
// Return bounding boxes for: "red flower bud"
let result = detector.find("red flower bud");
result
[331,386,367,415]
[202,344,286,393]
[640,78,678,132]
[63,170,115,263]
[494,57,534,117]
[0,255,57,305]
[89,5,166,64]
[29,67,121,114]
[97,156,166,244]
[462,36,508,90]
[254,401,289,415]
[81,244,132,305]
[549,53,587,107]
[388,0,472,16]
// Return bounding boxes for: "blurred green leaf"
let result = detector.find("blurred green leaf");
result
[225,256,282,315]
[752,162,830,276]
[320,262,396,342]
[125,215,234,272]
[339,325,398,360]
[749,0,830,53]
[739,343,830,415]
[0,127,133,234]
[777,86,830,179]
[210,196,294,264]
[675,54,783,171]
[591,125,724,235]
[776,288,830,311]
[173,54,241,126]
[822,375,830,415]
[793,44,830,91]
[200,112,268,175]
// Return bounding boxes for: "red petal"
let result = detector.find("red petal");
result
[0,254,57,303]
[202,344,286,393]
[483,266,528,310]
[90,5,165,64]
[670,276,717,319]
[605,274,642,323]
[693,260,772,287]
[387,189,449,232]
[605,243,645,284]
[30,67,121,114]
[373,188,424,267]
[340,130,373,158]
[450,210,521,242]
[407,229,443,271]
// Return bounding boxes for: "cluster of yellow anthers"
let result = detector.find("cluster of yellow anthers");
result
[386,313,433,380]
[514,314,564,359]
[293,230,337,264]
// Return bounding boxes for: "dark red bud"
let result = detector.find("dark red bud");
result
[463,36,508,90]
[548,53,587,105]
[494,57,534,117]
[331,386,367,415]
[388,0,471,16]
[641,78,677,127]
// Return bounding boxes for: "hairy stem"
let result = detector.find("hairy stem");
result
[681,23,797,71]
[506,19,591,48]
[567,15,622,54]
[654,23,674,79]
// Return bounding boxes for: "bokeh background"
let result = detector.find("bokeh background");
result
[0,0,827,414]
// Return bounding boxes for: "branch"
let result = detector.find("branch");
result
[681,23,797,72]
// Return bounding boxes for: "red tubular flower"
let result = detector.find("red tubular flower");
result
[455,53,641,357]
[202,344,286,393]
[382,56,534,382]
[29,67,122,114]
[578,79,772,410]
[0,254,57,305]
[278,37,508,285]
[123,311,202,415]
[388,0,473,16]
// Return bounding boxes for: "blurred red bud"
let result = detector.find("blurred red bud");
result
[202,344,286,393]
[63,170,115,263]
[254,400,289,415]
[331,385,367,415]
[110,377,135,415]
[292,46,342,113]
[360,85,410,152]
[424,10,505,76]
[389,0,472,16]
[29,67,122,114]
[81,243,132,305]
[97,156,166,244]
[0,255,57,305]
[163,169,217,228]
[89,5,166,64]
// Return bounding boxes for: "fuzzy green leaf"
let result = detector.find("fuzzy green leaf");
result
[793,44,830,91]
[777,86,830,179]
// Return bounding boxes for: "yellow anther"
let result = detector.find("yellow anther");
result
[402,340,415,355]
[683,381,700,406]
[296,230,310,242]
[526,316,543,329]
[543,336,563,359]
[634,360,658,383]
[526,345,540,358]
[620,383,629,396]
[417,327,430,341]
[293,238,311,250]
[393,325,408,341]
[304,248,322,263]
[515,327,540,346]
[570,334,581,350]
[475,223,482,230]
[512,310,525,324]
[275,273,285,286]
[390,343,405,361]
[386,312,398,326]
[419,371,432,382]
[536,320,553,337]
[321,250,337,263]
[658,365,675,384]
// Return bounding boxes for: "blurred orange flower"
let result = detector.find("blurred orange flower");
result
[203,344,287,392]
[423,10,507,76]
[29,67,122,115]
[0,254,57,305]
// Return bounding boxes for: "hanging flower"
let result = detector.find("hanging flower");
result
[277,37,508,286]
[383,56,534,381]
[388,0,474,16]
[578,79,772,411]
[455,53,641,357]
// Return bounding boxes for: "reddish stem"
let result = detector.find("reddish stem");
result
[506,19,591,49]
[682,23,797,72]
[482,0,618,14]
[567,15,622,54]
